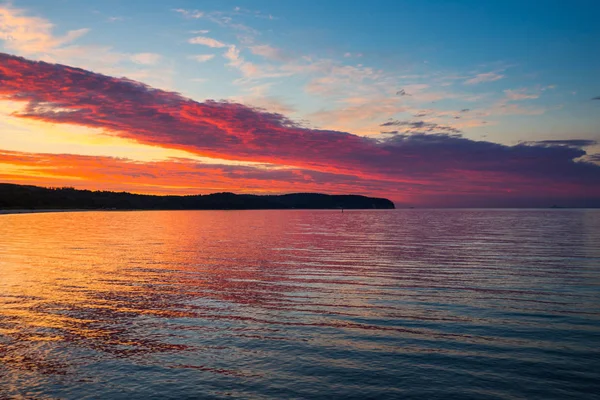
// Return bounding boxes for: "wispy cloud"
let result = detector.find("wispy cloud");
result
[464,72,504,85]
[0,4,89,55]
[173,7,263,37]
[249,45,289,61]
[173,9,204,19]
[189,54,215,63]
[504,89,539,101]
[343,52,363,58]
[188,36,227,48]
[223,45,289,80]
[524,140,597,148]
[380,120,462,134]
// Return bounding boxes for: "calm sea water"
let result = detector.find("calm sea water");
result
[1,210,599,399]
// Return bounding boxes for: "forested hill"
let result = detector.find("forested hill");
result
[0,184,395,210]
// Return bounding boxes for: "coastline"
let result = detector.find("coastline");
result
[0,208,391,215]
[0,209,93,215]
[0,184,396,211]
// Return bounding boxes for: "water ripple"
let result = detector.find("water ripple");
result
[1,209,599,399]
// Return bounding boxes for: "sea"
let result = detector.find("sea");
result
[1,209,599,399]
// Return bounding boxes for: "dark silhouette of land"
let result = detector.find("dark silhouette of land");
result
[0,183,395,211]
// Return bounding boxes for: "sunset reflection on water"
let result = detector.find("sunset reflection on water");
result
[1,210,600,399]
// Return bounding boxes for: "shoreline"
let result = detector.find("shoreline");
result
[0,209,95,215]
[2,208,597,216]
[0,208,385,215]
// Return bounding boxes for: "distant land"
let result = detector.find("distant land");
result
[0,183,395,211]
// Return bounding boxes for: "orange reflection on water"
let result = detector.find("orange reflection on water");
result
[1,209,600,399]
[0,211,312,374]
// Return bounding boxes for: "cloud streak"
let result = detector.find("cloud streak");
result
[504,89,539,101]
[464,72,504,85]
[527,140,597,148]
[173,9,204,19]
[380,120,462,134]
[188,36,227,48]
[189,54,215,63]
[1,52,599,206]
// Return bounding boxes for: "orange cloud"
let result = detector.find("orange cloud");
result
[0,150,407,199]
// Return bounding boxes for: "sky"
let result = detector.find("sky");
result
[0,0,599,207]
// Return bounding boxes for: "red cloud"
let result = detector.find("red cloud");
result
[1,52,599,207]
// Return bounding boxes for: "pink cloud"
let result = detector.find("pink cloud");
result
[1,52,599,206]
[188,36,226,48]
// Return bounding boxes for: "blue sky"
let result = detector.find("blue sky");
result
[0,0,599,204]
[4,0,598,144]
